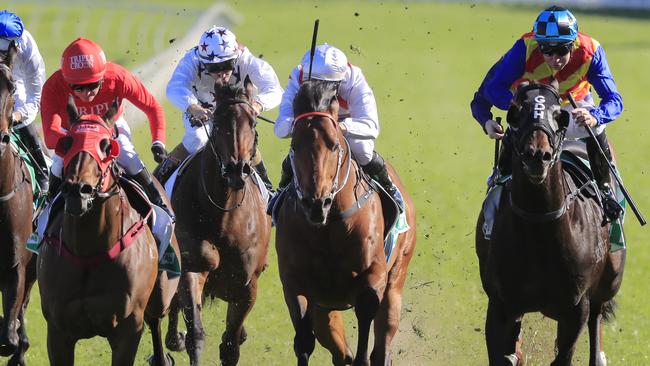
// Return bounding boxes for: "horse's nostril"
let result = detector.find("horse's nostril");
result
[542,152,553,161]
[80,184,94,195]
[323,197,333,208]
[242,163,252,175]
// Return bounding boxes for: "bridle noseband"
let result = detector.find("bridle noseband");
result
[290,112,351,204]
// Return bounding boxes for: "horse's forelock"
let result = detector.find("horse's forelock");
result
[294,81,338,115]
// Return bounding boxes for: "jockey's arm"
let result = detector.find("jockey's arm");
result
[484,39,527,111]
[470,58,503,129]
[274,67,301,139]
[13,30,45,126]
[586,46,624,125]
[339,67,379,139]
[119,66,166,146]
[166,50,201,114]
[40,74,68,150]
[243,51,283,112]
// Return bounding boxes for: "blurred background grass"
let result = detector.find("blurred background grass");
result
[4,0,650,364]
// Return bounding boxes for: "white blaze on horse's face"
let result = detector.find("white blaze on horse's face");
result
[533,95,546,120]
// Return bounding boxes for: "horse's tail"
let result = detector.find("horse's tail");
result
[602,298,617,323]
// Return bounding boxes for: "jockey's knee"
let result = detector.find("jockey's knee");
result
[347,138,374,166]
[117,154,146,176]
[182,132,208,155]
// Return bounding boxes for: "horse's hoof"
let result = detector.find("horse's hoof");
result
[505,353,520,366]
[147,353,175,366]
[239,327,247,345]
[165,331,186,352]
[0,343,18,357]
[7,356,27,366]
[599,351,607,366]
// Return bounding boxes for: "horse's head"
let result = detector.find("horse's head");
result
[57,96,120,216]
[506,82,570,184]
[291,80,343,225]
[0,43,17,156]
[209,79,258,190]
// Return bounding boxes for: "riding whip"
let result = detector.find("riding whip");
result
[566,93,646,226]
[307,19,320,81]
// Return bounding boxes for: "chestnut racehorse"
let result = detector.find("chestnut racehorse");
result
[475,83,626,366]
[37,100,180,366]
[165,82,270,366]
[275,80,416,365]
[0,43,37,366]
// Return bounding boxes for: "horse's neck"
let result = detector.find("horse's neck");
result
[0,148,18,193]
[511,162,566,212]
[332,151,362,212]
[200,149,240,209]
[63,192,126,256]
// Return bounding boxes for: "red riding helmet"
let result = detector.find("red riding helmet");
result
[61,38,107,84]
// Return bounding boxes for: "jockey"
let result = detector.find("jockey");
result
[471,6,623,222]
[275,44,403,210]
[160,25,282,190]
[0,10,49,193]
[40,37,174,218]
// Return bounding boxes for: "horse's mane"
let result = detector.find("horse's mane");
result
[217,83,248,101]
[293,80,339,115]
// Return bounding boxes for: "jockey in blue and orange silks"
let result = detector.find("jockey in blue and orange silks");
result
[471,5,624,222]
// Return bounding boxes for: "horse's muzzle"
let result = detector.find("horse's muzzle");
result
[300,196,333,226]
[222,161,252,190]
[61,182,95,216]
[521,149,553,184]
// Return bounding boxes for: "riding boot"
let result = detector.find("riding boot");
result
[253,159,274,192]
[16,124,50,195]
[586,131,623,223]
[47,172,62,202]
[277,154,293,190]
[153,143,189,184]
[362,151,405,212]
[132,167,176,221]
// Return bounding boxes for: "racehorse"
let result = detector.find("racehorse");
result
[165,81,271,366]
[37,99,180,366]
[0,42,37,366]
[475,83,626,366]
[274,80,417,365]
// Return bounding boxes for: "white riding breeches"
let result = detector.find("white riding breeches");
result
[181,114,212,154]
[50,116,145,178]
[346,136,375,166]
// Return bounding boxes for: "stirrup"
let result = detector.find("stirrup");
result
[600,185,623,223]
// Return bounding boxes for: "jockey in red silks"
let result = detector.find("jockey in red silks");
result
[471,6,624,222]
[274,44,403,210]
[40,37,173,218]
[0,10,49,194]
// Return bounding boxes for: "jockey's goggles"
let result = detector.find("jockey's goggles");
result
[0,37,17,51]
[538,42,573,57]
[204,59,235,74]
[70,80,103,92]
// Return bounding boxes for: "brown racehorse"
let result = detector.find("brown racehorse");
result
[475,83,626,366]
[274,80,416,366]
[37,100,180,366]
[0,44,37,366]
[165,82,271,366]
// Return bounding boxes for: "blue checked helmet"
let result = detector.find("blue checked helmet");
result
[533,6,578,44]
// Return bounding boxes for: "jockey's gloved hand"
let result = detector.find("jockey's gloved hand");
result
[187,104,210,126]
[485,119,504,140]
[151,141,168,164]
[11,111,22,125]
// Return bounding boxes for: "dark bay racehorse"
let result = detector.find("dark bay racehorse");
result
[37,100,180,366]
[475,83,625,366]
[0,45,37,366]
[165,82,271,365]
[275,80,416,365]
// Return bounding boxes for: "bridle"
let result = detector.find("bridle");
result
[290,111,352,204]
[201,97,257,211]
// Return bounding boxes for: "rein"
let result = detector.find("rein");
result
[508,178,594,222]
[0,145,28,202]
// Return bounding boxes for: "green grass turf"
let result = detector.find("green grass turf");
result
[5,1,650,364]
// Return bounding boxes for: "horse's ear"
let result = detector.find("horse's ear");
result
[66,94,80,123]
[506,102,521,128]
[102,98,120,125]
[3,41,18,69]
[548,78,559,93]
[555,109,570,130]
[243,75,254,101]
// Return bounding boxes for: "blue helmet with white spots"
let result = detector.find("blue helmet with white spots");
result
[533,6,578,44]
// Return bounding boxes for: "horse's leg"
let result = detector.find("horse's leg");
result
[311,306,353,366]
[551,300,589,366]
[46,323,76,366]
[370,264,407,366]
[587,303,606,366]
[164,294,186,352]
[283,288,315,366]
[353,268,385,366]
[108,315,145,366]
[485,299,519,366]
[506,317,524,366]
[179,271,208,366]
[8,261,35,366]
[146,315,174,366]
[0,263,25,356]
[219,275,259,366]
